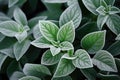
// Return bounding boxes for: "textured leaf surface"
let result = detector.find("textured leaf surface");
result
[19,76,41,80]
[0,53,7,69]
[9,0,19,8]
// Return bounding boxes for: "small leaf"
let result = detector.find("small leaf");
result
[41,50,62,65]
[96,6,106,15]
[62,54,76,60]
[97,15,108,30]
[60,41,74,51]
[81,31,106,54]
[92,50,117,72]
[14,7,28,26]
[0,21,21,37]
[19,76,41,80]
[50,46,61,56]
[23,63,51,78]
[39,21,59,42]
[15,30,27,43]
[59,3,82,28]
[14,40,30,61]
[57,21,75,43]
[67,0,78,6]
[104,0,115,5]
[0,53,7,69]
[0,33,5,42]
[53,54,76,78]
[109,6,120,14]
[116,34,120,40]
[72,49,93,69]
[82,0,100,15]
[31,36,52,48]
[106,14,120,35]
[8,0,19,8]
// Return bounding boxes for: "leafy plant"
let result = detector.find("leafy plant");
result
[0,0,120,80]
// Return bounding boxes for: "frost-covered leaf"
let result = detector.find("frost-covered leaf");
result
[106,14,120,35]
[82,0,100,15]
[92,50,117,72]
[96,6,106,15]
[72,49,93,69]
[109,6,120,14]
[39,21,59,42]
[23,63,51,78]
[31,36,52,48]
[97,15,108,30]
[41,50,62,65]
[59,3,82,28]
[57,21,75,42]
[50,46,61,56]
[0,21,21,37]
[14,7,28,26]
[81,31,106,54]
[14,40,30,61]
[53,55,75,78]
[19,76,41,80]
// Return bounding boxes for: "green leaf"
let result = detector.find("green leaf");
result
[106,14,120,35]
[67,0,78,6]
[52,76,72,80]
[82,0,100,15]
[0,33,5,42]
[97,15,108,30]
[62,54,76,60]
[23,63,51,78]
[10,71,25,80]
[39,21,59,42]
[0,53,7,69]
[42,0,68,3]
[0,21,21,37]
[15,30,27,43]
[81,68,97,80]
[50,46,61,56]
[96,6,106,15]
[59,3,82,28]
[72,49,93,69]
[107,41,120,56]
[14,7,28,26]
[81,31,106,54]
[115,34,120,40]
[14,40,30,61]
[115,58,120,73]
[109,6,120,14]
[53,55,75,78]
[92,50,117,72]
[60,41,73,51]
[31,36,52,48]
[33,24,42,39]
[28,16,47,28]
[19,76,41,80]
[41,50,62,65]
[57,21,75,43]
[8,0,19,8]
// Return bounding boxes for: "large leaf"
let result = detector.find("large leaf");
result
[59,3,82,28]
[19,76,41,80]
[31,36,52,48]
[107,41,120,56]
[57,21,75,42]
[0,21,21,37]
[53,54,76,78]
[72,49,93,69]
[92,50,117,72]
[81,31,106,54]
[106,14,120,35]
[8,0,19,8]
[14,40,30,61]
[41,50,62,65]
[0,53,7,69]
[39,21,59,42]
[23,63,51,78]
[14,7,28,26]
[52,76,72,80]
[82,0,100,15]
